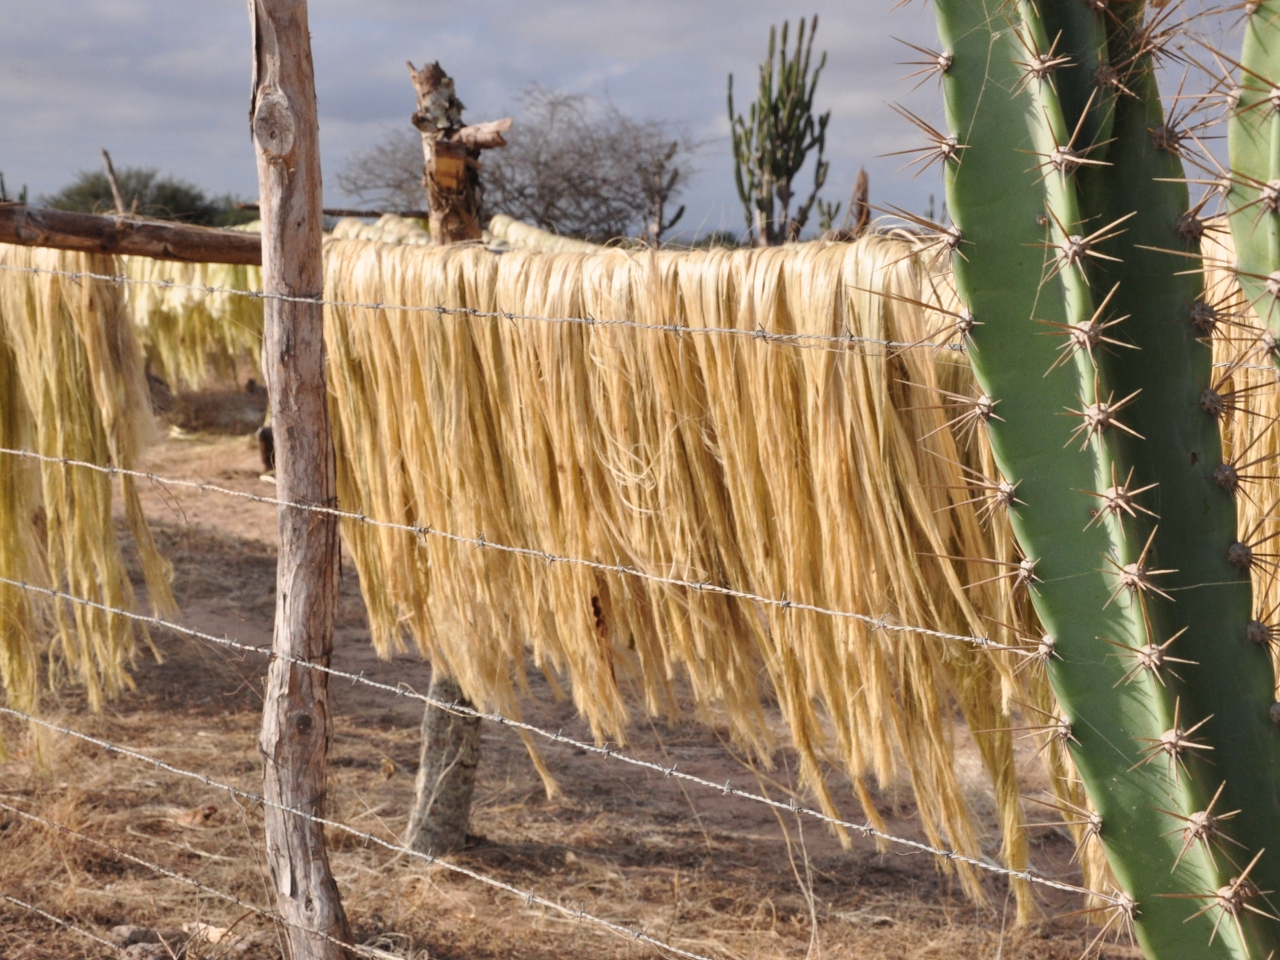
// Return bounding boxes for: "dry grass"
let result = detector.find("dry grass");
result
[0,433,1127,960]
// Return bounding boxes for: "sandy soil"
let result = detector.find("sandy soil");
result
[0,424,1137,960]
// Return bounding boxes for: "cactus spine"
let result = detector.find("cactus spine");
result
[931,0,1280,956]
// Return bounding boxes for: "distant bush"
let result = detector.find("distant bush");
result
[41,167,256,227]
[691,230,745,249]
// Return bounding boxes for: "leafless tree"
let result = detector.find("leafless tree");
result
[335,128,429,211]
[338,87,695,244]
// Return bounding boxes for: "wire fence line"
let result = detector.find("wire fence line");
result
[1,891,124,955]
[0,575,1108,905]
[0,262,967,356]
[0,447,1002,649]
[2,261,1275,375]
[0,705,728,960]
[0,800,399,960]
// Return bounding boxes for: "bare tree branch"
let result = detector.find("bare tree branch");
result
[335,128,428,212]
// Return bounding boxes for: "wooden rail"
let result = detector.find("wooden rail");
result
[0,203,262,265]
[236,202,430,219]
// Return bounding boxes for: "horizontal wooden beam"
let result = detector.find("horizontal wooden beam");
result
[236,202,431,220]
[0,203,262,265]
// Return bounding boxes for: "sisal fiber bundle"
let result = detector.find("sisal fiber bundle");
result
[117,214,594,396]
[332,214,431,246]
[486,214,606,253]
[121,224,264,392]
[122,256,263,391]
[0,221,1076,911]
[0,243,174,710]
[322,233,1042,912]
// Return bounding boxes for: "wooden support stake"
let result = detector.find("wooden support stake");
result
[248,2,351,958]
[100,149,127,215]
[406,61,511,244]
[404,674,480,855]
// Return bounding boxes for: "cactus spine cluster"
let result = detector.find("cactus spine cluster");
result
[929,1,1280,956]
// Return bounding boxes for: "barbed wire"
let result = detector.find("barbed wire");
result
[0,800,400,960]
[2,261,1272,373]
[0,576,1108,904]
[0,447,999,649]
[0,261,966,356]
[0,705,724,960]
[1,890,123,955]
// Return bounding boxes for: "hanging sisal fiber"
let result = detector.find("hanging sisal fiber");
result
[0,243,174,711]
[0,219,1096,915]
[332,214,432,246]
[120,222,264,392]
[1205,227,1280,696]
[117,214,603,394]
[322,232,1048,913]
[330,213,606,254]
[122,256,263,391]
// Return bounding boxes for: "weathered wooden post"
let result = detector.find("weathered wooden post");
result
[248,2,351,957]
[400,61,511,856]
[404,675,481,854]
[407,61,511,244]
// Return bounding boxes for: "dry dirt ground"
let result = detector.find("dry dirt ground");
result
[0,402,1137,960]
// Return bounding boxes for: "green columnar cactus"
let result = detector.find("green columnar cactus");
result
[728,16,831,245]
[1230,2,1280,355]
[931,1,1280,956]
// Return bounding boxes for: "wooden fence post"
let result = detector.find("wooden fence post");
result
[407,61,511,244]
[248,2,351,958]
[400,59,509,858]
[404,674,480,855]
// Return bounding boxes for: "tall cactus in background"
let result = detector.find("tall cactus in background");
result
[728,16,831,246]
[927,0,1280,956]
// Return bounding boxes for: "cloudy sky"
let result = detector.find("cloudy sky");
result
[0,1,952,240]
